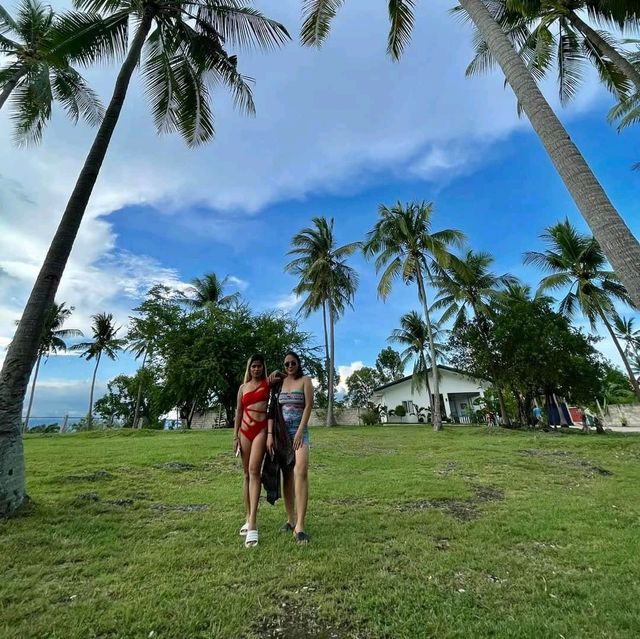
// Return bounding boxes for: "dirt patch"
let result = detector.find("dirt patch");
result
[519,449,613,476]
[397,484,504,521]
[150,503,209,513]
[74,492,101,503]
[153,461,196,472]
[255,596,372,639]
[435,461,460,477]
[66,470,113,482]
[108,498,134,508]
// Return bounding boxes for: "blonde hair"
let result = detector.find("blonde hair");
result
[243,353,268,383]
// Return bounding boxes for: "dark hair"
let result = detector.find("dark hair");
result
[244,353,267,382]
[284,351,304,379]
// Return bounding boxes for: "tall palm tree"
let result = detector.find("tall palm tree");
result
[363,201,465,431]
[0,0,104,143]
[524,219,640,399]
[460,0,640,104]
[432,249,517,423]
[285,217,360,426]
[298,0,640,308]
[185,273,241,310]
[71,312,125,428]
[612,314,640,359]
[22,302,83,432]
[389,310,447,411]
[0,1,288,515]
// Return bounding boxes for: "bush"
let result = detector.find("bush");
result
[394,405,407,422]
[361,410,379,426]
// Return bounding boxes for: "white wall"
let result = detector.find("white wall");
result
[373,368,489,423]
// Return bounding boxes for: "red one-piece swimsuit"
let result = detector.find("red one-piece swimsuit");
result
[240,378,269,441]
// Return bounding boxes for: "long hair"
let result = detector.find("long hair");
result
[284,351,304,379]
[244,353,268,383]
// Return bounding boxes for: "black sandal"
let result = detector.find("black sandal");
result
[280,521,294,533]
[294,531,310,544]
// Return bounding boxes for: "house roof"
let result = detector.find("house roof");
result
[372,365,486,393]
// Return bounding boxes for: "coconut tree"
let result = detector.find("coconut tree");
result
[185,273,241,310]
[71,312,125,428]
[21,302,83,432]
[0,0,288,515]
[460,0,640,104]
[363,201,465,431]
[388,310,448,419]
[524,219,640,399]
[0,0,104,143]
[432,249,517,423]
[612,314,640,359]
[298,0,640,309]
[285,217,360,426]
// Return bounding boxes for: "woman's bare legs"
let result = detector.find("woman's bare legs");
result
[282,469,296,527]
[240,430,267,531]
[293,444,309,535]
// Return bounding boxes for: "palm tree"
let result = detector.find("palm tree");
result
[298,0,640,309]
[432,249,517,423]
[389,311,448,418]
[524,219,640,400]
[363,201,465,431]
[0,0,104,143]
[21,302,83,432]
[612,314,640,359]
[460,0,640,103]
[0,0,288,515]
[185,273,241,310]
[285,217,360,426]
[71,312,125,428]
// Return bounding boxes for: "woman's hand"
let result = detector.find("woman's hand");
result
[266,433,275,456]
[293,428,304,450]
[233,435,240,456]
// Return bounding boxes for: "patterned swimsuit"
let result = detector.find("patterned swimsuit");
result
[279,388,309,445]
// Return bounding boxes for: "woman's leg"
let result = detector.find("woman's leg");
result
[246,429,267,530]
[293,444,309,534]
[240,433,252,523]
[282,468,296,526]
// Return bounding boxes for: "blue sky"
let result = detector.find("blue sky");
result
[1,1,639,418]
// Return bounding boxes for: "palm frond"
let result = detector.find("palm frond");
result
[300,0,344,47]
[387,0,415,60]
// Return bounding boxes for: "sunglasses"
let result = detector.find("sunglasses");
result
[284,361,298,368]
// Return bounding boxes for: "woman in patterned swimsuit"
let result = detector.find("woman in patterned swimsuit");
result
[233,353,271,547]
[267,351,314,544]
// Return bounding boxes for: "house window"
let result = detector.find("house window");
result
[402,401,414,414]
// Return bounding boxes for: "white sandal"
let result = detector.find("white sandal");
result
[245,529,259,548]
[239,522,249,537]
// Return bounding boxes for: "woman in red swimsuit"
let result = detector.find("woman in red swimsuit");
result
[233,353,271,547]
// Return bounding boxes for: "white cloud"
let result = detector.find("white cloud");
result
[273,293,301,312]
[227,276,249,291]
[337,361,365,394]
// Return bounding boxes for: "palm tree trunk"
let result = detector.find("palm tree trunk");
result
[601,313,640,400]
[568,12,640,93]
[0,11,155,515]
[322,301,330,370]
[132,350,148,429]
[0,66,26,110]
[88,352,101,429]
[23,354,42,434]
[421,353,433,422]
[326,306,336,427]
[416,271,442,431]
[459,0,640,307]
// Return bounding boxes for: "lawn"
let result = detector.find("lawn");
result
[2,425,640,639]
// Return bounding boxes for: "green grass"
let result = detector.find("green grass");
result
[2,426,640,639]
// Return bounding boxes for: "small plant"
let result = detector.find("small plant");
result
[621,416,628,427]
[394,405,407,423]
[361,410,379,426]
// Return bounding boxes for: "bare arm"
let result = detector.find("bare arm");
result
[234,385,243,438]
[299,376,314,429]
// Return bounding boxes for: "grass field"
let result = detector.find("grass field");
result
[2,425,640,639]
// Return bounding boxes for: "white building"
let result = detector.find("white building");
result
[371,365,490,423]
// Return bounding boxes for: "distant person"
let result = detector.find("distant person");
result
[234,353,271,548]
[267,351,314,544]
[533,405,543,428]
[580,407,589,433]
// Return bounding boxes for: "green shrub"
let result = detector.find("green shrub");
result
[361,410,379,426]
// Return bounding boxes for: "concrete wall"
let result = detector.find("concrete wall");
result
[605,404,640,427]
